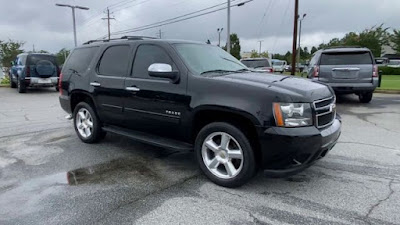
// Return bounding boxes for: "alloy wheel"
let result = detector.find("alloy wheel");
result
[75,108,93,138]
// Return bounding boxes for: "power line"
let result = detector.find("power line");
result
[271,0,292,52]
[102,8,115,40]
[104,0,249,38]
[110,0,151,13]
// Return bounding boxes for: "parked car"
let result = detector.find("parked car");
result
[10,53,60,93]
[307,47,379,103]
[387,59,400,68]
[271,59,286,73]
[59,37,341,187]
[375,57,389,66]
[240,58,274,73]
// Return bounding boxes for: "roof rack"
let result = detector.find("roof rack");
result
[324,45,363,49]
[83,36,158,45]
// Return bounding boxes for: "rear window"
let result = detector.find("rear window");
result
[241,59,271,68]
[27,54,57,66]
[320,52,372,65]
[63,47,99,74]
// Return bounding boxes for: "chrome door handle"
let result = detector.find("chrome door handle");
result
[125,87,140,91]
[90,82,101,87]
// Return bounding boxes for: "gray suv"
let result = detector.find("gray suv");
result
[307,47,379,103]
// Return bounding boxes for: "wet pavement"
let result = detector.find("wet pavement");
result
[0,87,399,224]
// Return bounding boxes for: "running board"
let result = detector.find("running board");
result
[102,125,193,151]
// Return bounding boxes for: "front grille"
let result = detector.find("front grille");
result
[313,96,336,128]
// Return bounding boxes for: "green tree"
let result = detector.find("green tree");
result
[260,51,269,58]
[311,46,318,54]
[390,29,400,54]
[0,39,24,67]
[224,33,241,59]
[250,50,259,58]
[56,48,71,65]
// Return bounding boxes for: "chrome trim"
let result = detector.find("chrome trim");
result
[125,87,140,91]
[313,96,336,129]
[90,82,101,87]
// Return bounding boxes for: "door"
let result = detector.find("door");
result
[319,51,373,84]
[91,45,131,126]
[123,43,189,140]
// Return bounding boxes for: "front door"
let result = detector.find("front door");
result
[123,43,189,140]
[91,45,132,126]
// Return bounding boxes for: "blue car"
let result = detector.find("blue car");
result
[10,53,60,93]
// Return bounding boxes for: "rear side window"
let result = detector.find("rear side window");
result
[241,59,271,68]
[98,45,131,77]
[27,54,57,66]
[132,44,175,79]
[64,47,99,73]
[320,52,372,65]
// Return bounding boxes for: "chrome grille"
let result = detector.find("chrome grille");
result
[313,96,336,128]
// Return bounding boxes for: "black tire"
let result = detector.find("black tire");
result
[17,78,26,93]
[55,86,59,92]
[10,78,17,88]
[195,122,257,188]
[359,92,373,103]
[73,102,106,143]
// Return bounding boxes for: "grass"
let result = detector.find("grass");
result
[379,75,400,90]
[0,76,10,85]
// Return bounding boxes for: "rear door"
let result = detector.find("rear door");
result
[319,51,373,84]
[91,44,132,126]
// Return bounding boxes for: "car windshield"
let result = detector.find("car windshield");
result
[241,59,271,68]
[174,43,247,75]
[320,52,372,65]
[273,61,283,66]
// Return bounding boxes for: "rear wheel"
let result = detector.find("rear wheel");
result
[10,77,16,88]
[73,102,106,143]
[17,78,26,93]
[195,122,257,188]
[359,92,373,103]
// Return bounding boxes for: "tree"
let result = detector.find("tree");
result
[0,39,24,68]
[391,29,400,54]
[224,33,241,60]
[56,48,71,65]
[250,50,259,58]
[259,51,269,58]
[311,46,318,54]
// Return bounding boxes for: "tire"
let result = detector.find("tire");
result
[17,78,26,93]
[55,86,59,92]
[359,92,373,103]
[195,122,257,188]
[10,78,17,88]
[73,102,106,143]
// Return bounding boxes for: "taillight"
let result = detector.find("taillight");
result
[26,66,30,77]
[313,65,319,77]
[58,73,63,95]
[372,65,378,77]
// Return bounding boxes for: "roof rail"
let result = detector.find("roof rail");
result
[83,36,158,45]
[324,45,363,49]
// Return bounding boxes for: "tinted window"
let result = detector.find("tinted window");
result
[241,59,271,68]
[64,47,99,74]
[132,45,175,79]
[27,54,57,65]
[320,52,372,65]
[98,45,130,76]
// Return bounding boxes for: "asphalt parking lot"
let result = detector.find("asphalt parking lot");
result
[0,87,399,225]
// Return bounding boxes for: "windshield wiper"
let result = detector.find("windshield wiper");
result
[221,57,244,67]
[201,69,236,75]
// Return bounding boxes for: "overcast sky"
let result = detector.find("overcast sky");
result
[0,0,399,54]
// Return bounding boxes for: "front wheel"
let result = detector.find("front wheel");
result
[73,102,106,143]
[195,122,257,188]
[359,92,373,103]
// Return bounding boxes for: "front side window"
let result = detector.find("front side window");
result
[132,45,175,79]
[63,47,99,74]
[174,44,247,75]
[98,45,130,77]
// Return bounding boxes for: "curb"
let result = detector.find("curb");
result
[0,85,10,88]
[375,89,400,94]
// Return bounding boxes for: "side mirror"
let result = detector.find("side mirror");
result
[148,63,179,82]
[11,61,15,66]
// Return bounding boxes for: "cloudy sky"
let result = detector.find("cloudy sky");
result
[0,0,399,54]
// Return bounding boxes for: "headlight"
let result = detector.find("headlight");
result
[273,103,313,127]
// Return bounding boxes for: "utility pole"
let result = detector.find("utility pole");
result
[258,40,264,55]
[291,0,299,75]
[297,13,307,67]
[227,0,231,53]
[32,44,35,53]
[102,8,115,40]
[217,28,223,47]
[56,4,89,47]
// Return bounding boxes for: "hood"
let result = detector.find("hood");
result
[215,72,333,101]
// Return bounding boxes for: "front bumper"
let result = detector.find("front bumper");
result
[258,118,341,176]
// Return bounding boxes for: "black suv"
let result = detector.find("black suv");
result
[59,36,341,187]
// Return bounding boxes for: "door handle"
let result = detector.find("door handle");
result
[125,86,140,92]
[90,82,101,87]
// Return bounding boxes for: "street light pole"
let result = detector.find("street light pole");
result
[227,0,231,53]
[217,28,223,47]
[258,40,264,55]
[56,4,89,47]
[297,13,307,67]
